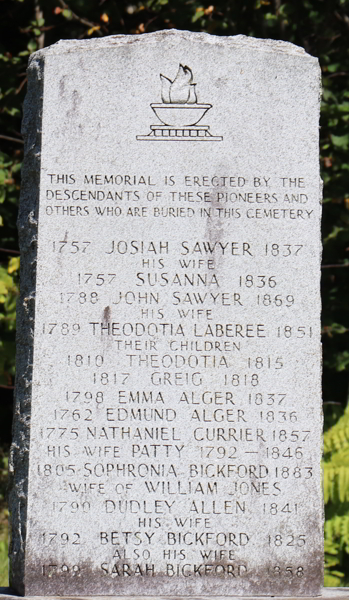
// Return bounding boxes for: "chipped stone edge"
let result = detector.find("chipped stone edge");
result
[8,53,44,596]
[29,29,317,63]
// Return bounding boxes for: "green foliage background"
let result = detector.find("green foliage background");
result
[1,0,349,587]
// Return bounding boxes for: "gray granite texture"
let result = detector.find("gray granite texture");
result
[10,30,322,597]
[1,591,349,600]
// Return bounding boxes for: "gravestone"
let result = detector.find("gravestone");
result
[9,30,323,597]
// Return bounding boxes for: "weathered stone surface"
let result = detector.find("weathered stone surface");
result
[2,591,349,600]
[10,30,322,597]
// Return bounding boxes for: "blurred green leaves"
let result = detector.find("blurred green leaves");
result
[0,258,18,387]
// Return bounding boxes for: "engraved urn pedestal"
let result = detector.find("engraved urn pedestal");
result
[137,103,223,141]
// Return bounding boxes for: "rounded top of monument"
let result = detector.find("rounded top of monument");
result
[29,29,316,63]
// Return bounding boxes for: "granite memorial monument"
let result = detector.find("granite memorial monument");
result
[8,30,324,597]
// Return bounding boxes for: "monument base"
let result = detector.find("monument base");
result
[1,589,349,600]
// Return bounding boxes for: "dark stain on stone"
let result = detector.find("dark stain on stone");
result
[67,89,82,119]
[59,75,65,97]
[103,306,111,323]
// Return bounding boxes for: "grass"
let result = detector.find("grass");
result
[0,448,8,587]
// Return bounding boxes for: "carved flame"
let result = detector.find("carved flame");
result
[160,64,197,104]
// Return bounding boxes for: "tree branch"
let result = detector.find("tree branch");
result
[322,263,349,268]
[58,0,103,35]
[0,134,24,144]
[35,1,45,50]
[0,248,20,255]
